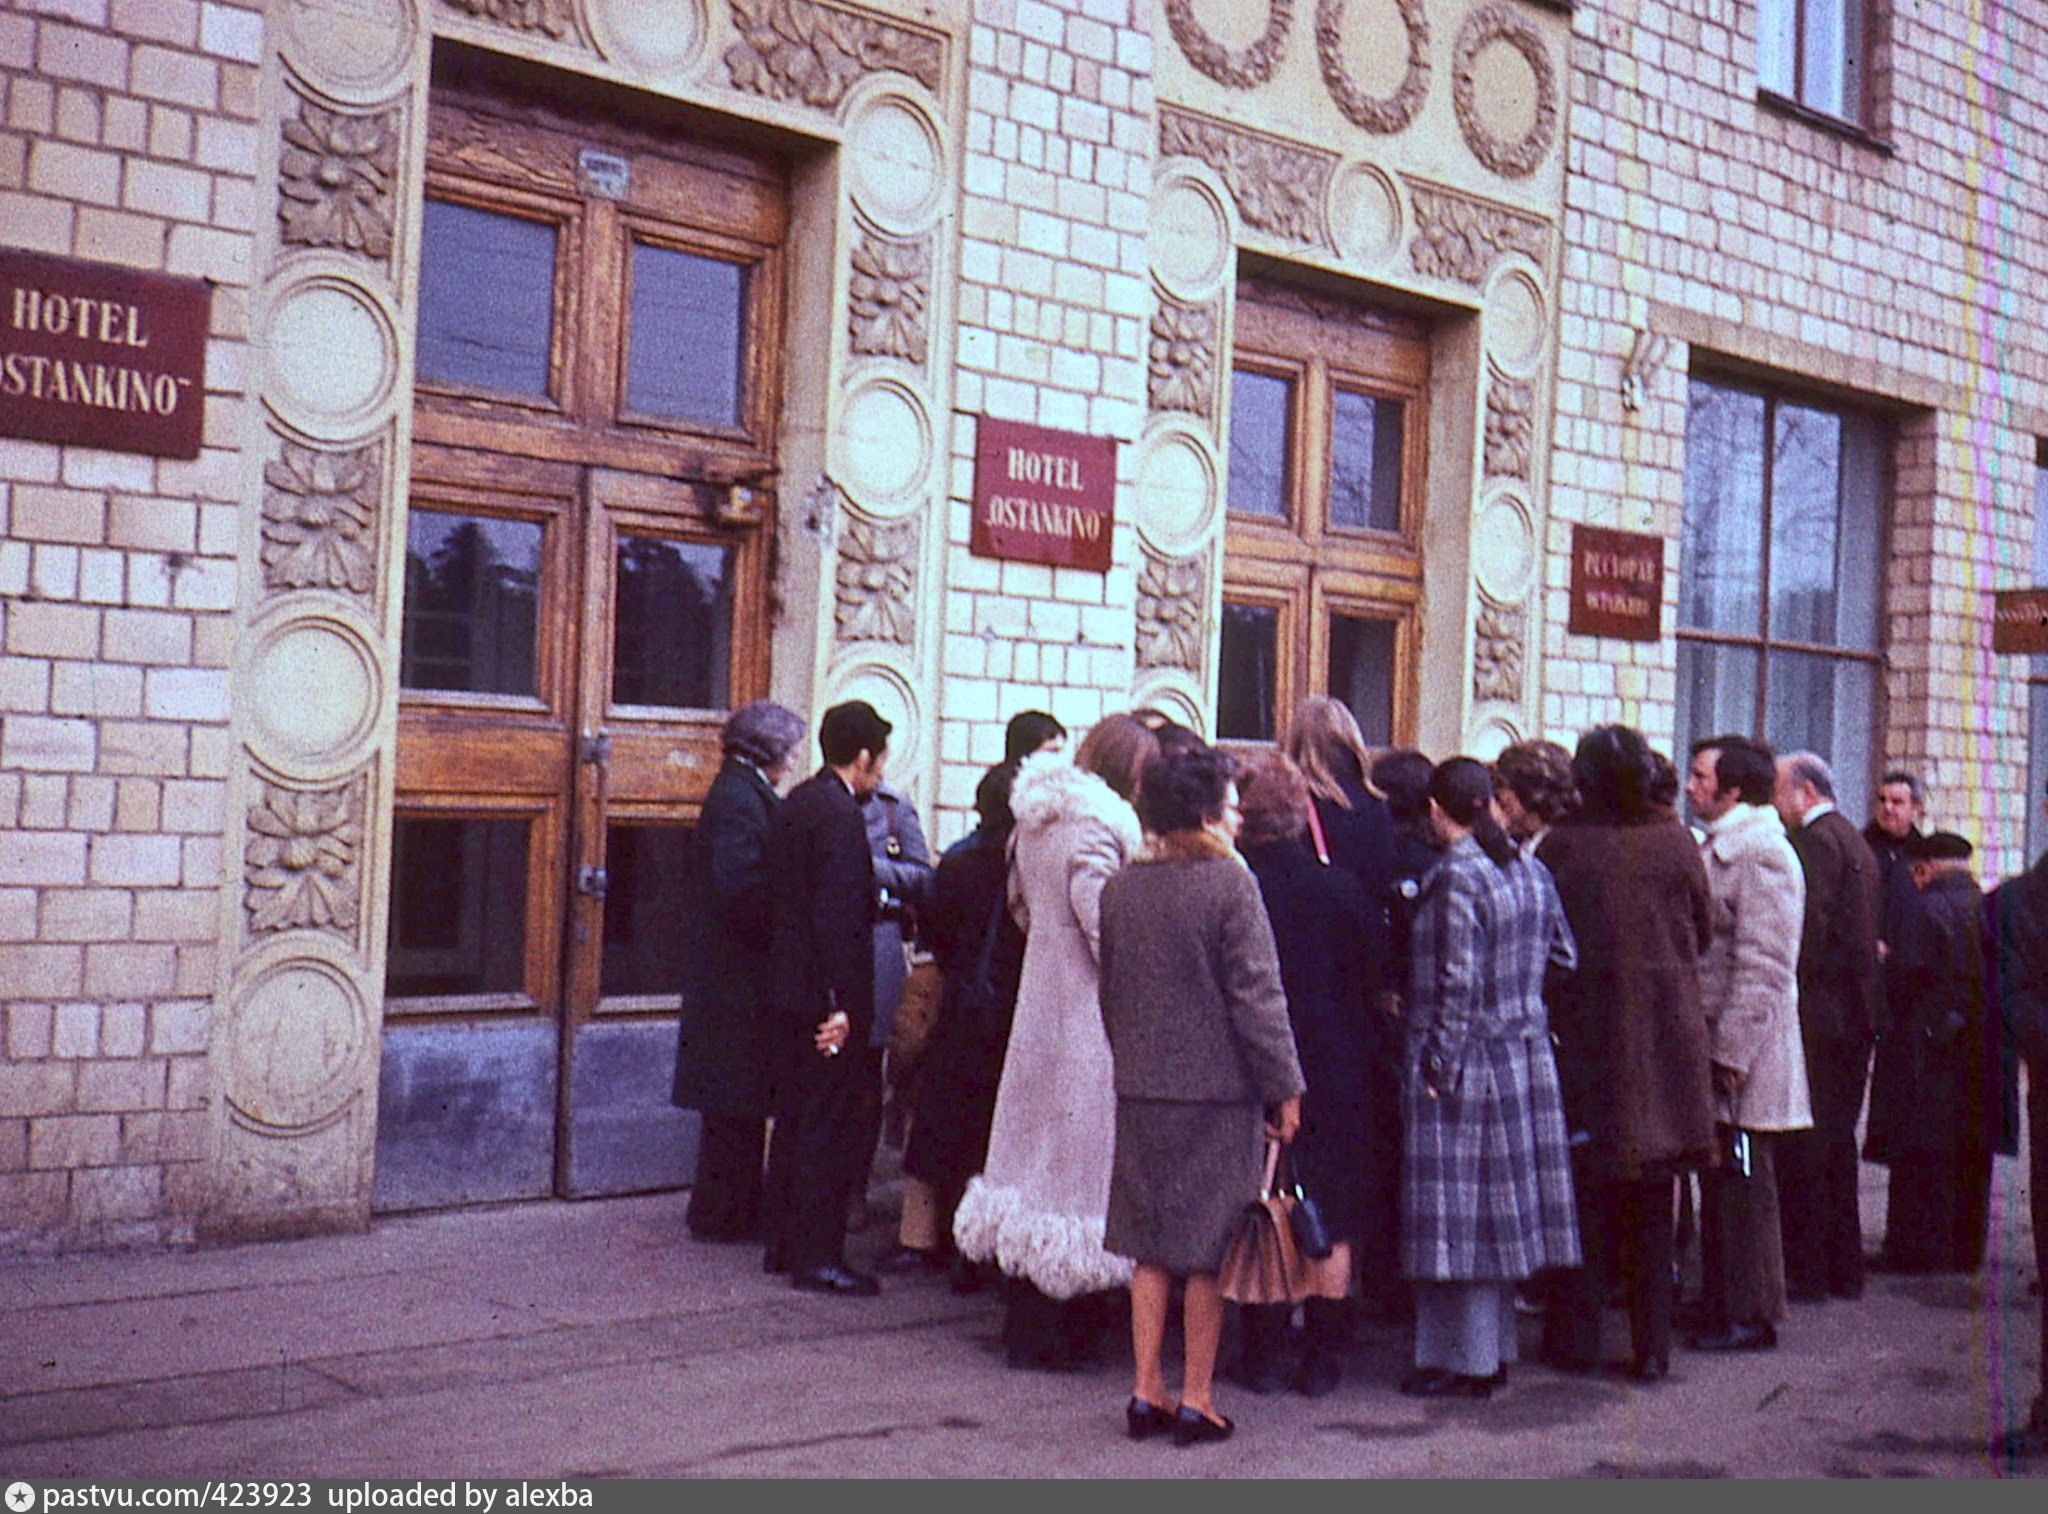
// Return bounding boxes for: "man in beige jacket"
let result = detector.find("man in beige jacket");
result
[1684,735,1813,1352]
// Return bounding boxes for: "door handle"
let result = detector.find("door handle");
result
[576,865,609,898]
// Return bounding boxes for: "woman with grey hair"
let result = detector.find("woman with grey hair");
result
[673,700,808,1243]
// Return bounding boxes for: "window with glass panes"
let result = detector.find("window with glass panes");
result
[1676,374,1887,824]
[2028,448,2048,861]
[1218,278,1427,748]
[1757,0,1868,124]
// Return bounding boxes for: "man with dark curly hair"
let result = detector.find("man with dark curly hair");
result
[1492,739,1579,857]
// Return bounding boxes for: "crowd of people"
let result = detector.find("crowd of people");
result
[671,697,2048,1450]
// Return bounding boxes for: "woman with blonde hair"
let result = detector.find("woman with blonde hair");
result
[955,711,1159,1369]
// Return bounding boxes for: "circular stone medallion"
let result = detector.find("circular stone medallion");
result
[1467,715,1523,759]
[1454,8,1558,181]
[266,279,395,430]
[830,662,920,768]
[250,620,379,768]
[848,97,944,229]
[1150,178,1232,300]
[283,0,417,96]
[225,958,369,1131]
[588,0,705,75]
[1327,162,1402,267]
[1134,425,1218,557]
[1486,268,1547,373]
[836,378,931,511]
[1471,493,1535,605]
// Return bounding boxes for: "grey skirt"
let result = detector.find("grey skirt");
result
[1104,1098,1265,1277]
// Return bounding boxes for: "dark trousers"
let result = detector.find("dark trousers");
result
[1882,1149,1993,1271]
[1778,1034,1870,1299]
[2031,1067,2047,1418]
[687,1113,767,1241]
[1544,1164,1677,1369]
[1700,1127,1784,1329]
[763,1036,881,1274]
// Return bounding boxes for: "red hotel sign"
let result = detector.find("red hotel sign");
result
[0,249,211,458]
[1993,587,2048,654]
[1568,523,1665,641]
[971,416,1117,572]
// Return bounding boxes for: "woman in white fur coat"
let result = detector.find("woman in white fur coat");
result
[954,712,1158,1369]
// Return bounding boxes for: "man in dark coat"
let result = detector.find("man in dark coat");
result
[1865,771,1928,1096]
[673,701,807,1244]
[1991,788,2048,1449]
[1869,833,1999,1272]
[760,699,890,1296]
[1773,751,1883,1302]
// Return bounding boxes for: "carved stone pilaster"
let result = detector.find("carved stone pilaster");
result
[1160,107,1334,247]
[849,231,929,364]
[278,96,400,263]
[1136,553,1206,672]
[440,0,575,38]
[1484,374,1534,481]
[834,511,918,645]
[1472,600,1525,703]
[260,438,382,599]
[243,775,367,939]
[1453,6,1559,181]
[725,0,944,109]
[1405,180,1550,285]
[1315,0,1430,135]
[1148,296,1217,418]
[1165,0,1294,89]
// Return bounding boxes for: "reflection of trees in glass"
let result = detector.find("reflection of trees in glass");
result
[1769,404,1843,645]
[1228,369,1291,518]
[400,511,542,695]
[613,537,733,709]
[1680,381,1765,634]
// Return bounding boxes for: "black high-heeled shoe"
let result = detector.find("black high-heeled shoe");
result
[1125,1397,1176,1441]
[1171,1404,1234,1446]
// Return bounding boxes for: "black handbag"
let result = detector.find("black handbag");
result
[1281,1147,1334,1261]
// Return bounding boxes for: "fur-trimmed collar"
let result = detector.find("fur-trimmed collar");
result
[1136,829,1241,865]
[1010,752,1145,855]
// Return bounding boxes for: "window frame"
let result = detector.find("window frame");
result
[1756,0,1875,134]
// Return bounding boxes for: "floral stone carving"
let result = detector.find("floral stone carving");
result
[1148,297,1217,417]
[1472,600,1525,703]
[725,0,944,110]
[261,439,381,596]
[1315,0,1429,135]
[245,778,365,936]
[1166,0,1293,90]
[849,232,929,364]
[1453,6,1558,181]
[834,512,917,645]
[278,98,400,261]
[1484,374,1534,480]
[1159,108,1334,247]
[1406,180,1550,285]
[441,0,574,39]
[1136,554,1206,672]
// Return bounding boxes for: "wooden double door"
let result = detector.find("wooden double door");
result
[373,58,784,1208]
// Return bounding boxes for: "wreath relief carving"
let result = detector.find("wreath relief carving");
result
[1406,181,1550,285]
[725,0,944,109]
[1159,109,1335,247]
[1472,600,1525,703]
[278,97,400,262]
[834,511,918,645]
[1136,554,1207,672]
[1148,297,1218,417]
[1484,374,1534,481]
[261,438,381,597]
[244,777,366,937]
[1453,6,1559,180]
[1166,0,1294,90]
[849,231,930,364]
[440,0,575,38]
[1315,0,1430,135]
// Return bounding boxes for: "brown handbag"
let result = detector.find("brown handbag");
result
[1217,1140,1312,1305]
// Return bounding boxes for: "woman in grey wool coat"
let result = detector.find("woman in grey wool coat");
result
[1098,743,1305,1447]
[1401,756,1580,1399]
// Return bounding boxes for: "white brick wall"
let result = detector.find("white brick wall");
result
[0,1,257,1248]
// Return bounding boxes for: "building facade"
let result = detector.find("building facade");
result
[0,0,2041,1248]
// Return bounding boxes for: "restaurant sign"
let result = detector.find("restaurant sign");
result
[1567,523,1665,641]
[1993,587,2048,655]
[971,416,1117,572]
[0,249,211,458]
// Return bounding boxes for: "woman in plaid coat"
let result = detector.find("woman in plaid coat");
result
[1401,757,1581,1398]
